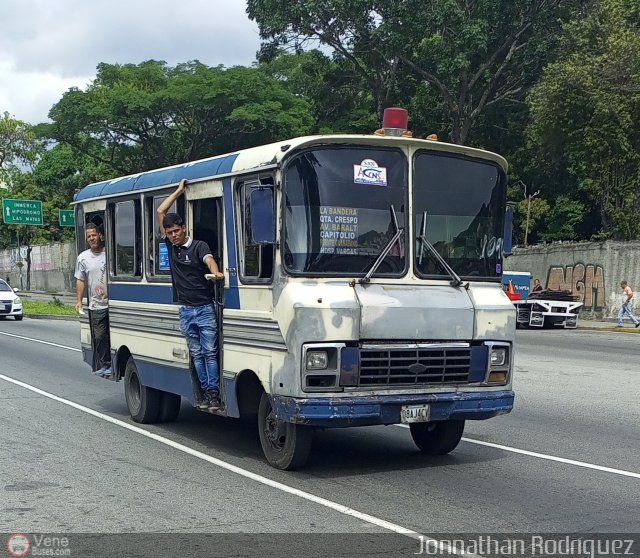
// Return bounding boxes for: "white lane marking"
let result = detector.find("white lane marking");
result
[1,374,464,553]
[396,424,640,479]
[0,331,81,352]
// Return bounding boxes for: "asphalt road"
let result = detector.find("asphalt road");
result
[0,319,638,554]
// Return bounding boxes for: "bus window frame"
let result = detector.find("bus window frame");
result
[234,174,276,285]
[108,196,143,283]
[144,191,184,283]
[280,145,409,279]
[411,150,507,283]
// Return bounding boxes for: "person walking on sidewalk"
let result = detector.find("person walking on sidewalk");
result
[617,281,640,328]
[157,179,225,409]
[75,223,112,376]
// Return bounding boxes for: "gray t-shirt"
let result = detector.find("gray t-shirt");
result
[74,249,108,310]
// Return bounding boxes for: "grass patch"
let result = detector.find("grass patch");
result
[22,300,77,317]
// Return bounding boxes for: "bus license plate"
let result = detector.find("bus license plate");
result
[401,404,430,423]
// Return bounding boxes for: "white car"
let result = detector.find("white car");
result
[0,280,23,321]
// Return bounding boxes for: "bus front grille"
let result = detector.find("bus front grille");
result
[358,346,471,386]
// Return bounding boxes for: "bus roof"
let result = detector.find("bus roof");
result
[73,134,508,203]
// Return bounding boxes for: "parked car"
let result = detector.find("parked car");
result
[0,279,23,320]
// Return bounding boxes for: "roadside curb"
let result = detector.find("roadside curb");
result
[577,325,640,333]
[25,314,78,322]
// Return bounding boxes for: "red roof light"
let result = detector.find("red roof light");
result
[382,107,408,131]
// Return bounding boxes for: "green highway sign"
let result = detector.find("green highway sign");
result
[2,198,43,225]
[59,209,75,227]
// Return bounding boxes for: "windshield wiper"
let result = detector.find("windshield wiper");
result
[359,205,403,284]
[417,211,466,288]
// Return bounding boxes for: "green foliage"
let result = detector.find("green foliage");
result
[247,0,583,144]
[22,300,76,316]
[516,196,550,244]
[527,0,640,240]
[47,60,315,176]
[540,196,587,242]
[0,112,44,186]
[261,50,378,133]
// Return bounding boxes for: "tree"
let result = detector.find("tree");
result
[261,50,379,133]
[0,112,43,186]
[47,60,315,176]
[527,0,640,240]
[247,0,585,144]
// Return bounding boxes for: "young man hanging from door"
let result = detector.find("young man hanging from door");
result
[157,179,225,409]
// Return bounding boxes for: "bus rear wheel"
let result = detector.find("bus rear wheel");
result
[124,357,161,423]
[258,392,312,470]
[158,392,181,423]
[409,420,465,455]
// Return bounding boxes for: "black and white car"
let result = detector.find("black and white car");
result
[0,279,23,321]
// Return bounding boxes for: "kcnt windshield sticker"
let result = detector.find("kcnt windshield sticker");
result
[354,159,387,186]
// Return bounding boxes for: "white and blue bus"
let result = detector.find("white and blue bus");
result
[73,109,515,470]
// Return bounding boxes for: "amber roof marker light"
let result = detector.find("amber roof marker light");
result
[374,107,412,137]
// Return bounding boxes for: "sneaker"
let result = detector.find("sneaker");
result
[635,323,640,328]
[208,396,221,410]
[94,367,108,376]
[196,398,210,410]
[100,367,112,378]
[205,390,221,410]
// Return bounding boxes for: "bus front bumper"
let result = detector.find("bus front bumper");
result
[271,390,514,427]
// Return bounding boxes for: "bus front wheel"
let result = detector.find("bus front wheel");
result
[124,357,161,423]
[409,420,465,455]
[258,392,312,470]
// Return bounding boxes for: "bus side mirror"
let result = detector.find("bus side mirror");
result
[503,203,514,257]
[250,188,275,245]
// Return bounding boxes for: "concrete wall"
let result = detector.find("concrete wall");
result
[506,240,640,319]
[0,241,77,293]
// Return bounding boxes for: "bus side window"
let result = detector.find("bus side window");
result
[237,179,274,282]
[146,194,184,277]
[112,200,142,278]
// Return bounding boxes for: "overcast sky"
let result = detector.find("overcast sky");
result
[0,0,261,124]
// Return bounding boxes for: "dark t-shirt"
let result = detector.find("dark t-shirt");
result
[164,237,214,306]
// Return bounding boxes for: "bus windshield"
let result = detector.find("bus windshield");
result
[283,147,407,275]
[413,152,506,280]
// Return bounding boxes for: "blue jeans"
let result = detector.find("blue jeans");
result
[179,304,219,393]
[617,303,639,326]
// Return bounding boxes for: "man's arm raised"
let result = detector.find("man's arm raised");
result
[157,179,187,236]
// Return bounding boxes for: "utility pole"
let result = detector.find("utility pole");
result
[16,228,23,290]
[521,181,540,247]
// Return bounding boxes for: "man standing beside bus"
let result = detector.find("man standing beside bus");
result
[157,179,225,409]
[75,223,111,377]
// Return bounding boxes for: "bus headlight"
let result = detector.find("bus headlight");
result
[306,351,328,370]
[490,347,507,367]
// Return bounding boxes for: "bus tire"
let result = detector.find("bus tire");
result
[409,420,465,455]
[158,392,181,423]
[124,357,161,424]
[258,392,312,470]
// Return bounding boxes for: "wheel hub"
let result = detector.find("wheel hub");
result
[265,409,286,448]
